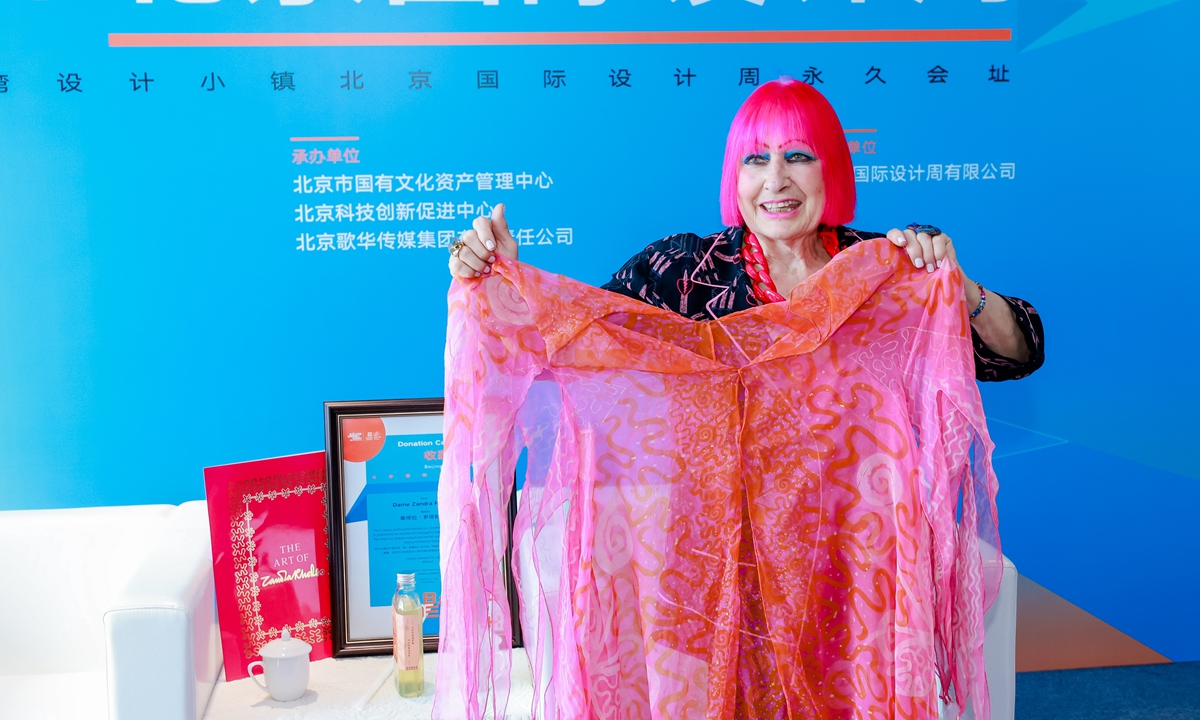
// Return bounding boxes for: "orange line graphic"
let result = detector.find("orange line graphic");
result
[109,28,1010,48]
[298,131,874,142]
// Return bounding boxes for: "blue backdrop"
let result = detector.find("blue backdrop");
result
[2,0,1197,663]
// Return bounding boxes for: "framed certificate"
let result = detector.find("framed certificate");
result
[324,398,521,656]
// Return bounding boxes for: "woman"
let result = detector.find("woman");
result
[448,77,1044,382]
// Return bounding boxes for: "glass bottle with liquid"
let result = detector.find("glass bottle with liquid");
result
[392,573,425,697]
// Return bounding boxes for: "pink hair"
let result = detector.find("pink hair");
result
[719,77,856,229]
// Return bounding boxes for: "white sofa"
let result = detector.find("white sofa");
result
[942,554,1018,720]
[0,501,221,720]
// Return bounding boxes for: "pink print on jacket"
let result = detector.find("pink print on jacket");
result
[436,239,1002,720]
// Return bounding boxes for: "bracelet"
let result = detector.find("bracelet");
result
[970,284,987,319]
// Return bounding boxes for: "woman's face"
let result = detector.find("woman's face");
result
[736,136,826,244]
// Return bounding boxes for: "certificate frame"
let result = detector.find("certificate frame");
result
[324,398,522,657]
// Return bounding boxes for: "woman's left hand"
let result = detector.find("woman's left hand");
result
[886,224,977,312]
[886,226,958,274]
[886,225,1030,361]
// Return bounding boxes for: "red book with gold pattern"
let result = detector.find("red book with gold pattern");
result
[204,451,333,680]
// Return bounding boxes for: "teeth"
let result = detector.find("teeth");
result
[763,201,799,212]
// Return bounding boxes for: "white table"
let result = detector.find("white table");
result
[202,650,535,720]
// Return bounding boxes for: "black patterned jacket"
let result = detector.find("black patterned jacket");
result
[601,225,1045,382]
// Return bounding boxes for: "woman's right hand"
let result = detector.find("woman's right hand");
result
[448,204,519,279]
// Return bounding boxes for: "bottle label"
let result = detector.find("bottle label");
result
[394,612,422,671]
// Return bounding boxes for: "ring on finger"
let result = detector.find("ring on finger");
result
[906,223,941,237]
[449,238,465,258]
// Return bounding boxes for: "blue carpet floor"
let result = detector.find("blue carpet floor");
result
[1017,663,1200,720]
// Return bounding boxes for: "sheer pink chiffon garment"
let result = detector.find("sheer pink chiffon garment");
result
[434,239,1002,720]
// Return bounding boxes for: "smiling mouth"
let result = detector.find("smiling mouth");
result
[761,200,801,214]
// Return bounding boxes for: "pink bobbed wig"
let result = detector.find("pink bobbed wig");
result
[719,77,856,229]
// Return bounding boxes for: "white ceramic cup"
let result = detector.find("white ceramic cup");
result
[247,628,312,702]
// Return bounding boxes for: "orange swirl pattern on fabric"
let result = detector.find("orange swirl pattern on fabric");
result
[434,239,1002,720]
